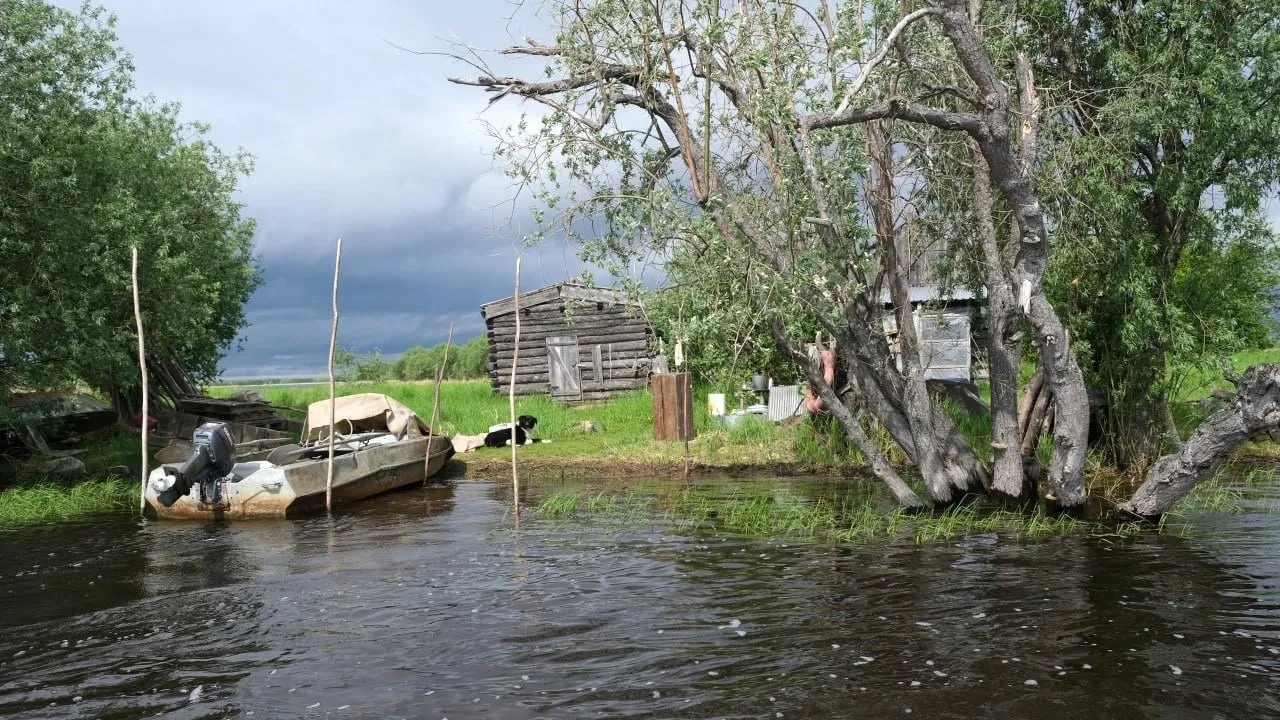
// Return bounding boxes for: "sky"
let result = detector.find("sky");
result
[67,0,589,378]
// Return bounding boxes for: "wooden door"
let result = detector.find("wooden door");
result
[546,336,582,399]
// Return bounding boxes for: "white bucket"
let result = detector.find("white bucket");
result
[707,393,726,417]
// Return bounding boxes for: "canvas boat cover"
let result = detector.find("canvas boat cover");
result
[302,393,429,443]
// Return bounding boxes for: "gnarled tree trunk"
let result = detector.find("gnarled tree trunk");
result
[1119,364,1280,519]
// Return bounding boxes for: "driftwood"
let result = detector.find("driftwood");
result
[131,246,148,513]
[325,238,342,513]
[1120,364,1280,518]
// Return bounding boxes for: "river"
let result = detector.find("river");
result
[1,477,1278,718]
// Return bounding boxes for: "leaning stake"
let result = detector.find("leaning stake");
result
[326,238,343,513]
[424,322,454,487]
[131,246,148,513]
[509,257,522,520]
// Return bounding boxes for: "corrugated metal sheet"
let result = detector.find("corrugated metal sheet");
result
[767,385,806,422]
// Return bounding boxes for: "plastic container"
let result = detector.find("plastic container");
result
[707,393,726,417]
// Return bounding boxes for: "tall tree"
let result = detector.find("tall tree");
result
[1023,0,1280,467]
[448,0,1279,515]
[0,0,260,408]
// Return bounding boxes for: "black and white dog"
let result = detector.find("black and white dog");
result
[483,415,539,448]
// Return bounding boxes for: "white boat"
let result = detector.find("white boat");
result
[145,393,454,519]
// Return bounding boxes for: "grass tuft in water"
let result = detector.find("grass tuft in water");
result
[0,478,137,527]
[538,484,1100,544]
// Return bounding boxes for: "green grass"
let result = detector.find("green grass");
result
[0,477,137,527]
[0,433,144,528]
[535,484,1096,544]
[210,380,819,469]
[1176,347,1280,402]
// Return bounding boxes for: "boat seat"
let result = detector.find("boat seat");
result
[229,461,274,482]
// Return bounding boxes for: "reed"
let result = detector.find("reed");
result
[534,484,1100,544]
[0,478,137,527]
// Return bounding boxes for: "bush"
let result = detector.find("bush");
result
[393,336,488,381]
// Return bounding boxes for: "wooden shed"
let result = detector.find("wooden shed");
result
[481,282,656,401]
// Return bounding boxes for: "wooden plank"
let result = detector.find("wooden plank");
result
[488,318,648,335]
[494,377,644,392]
[489,355,650,371]
[652,373,672,440]
[488,353,650,371]
[591,344,604,389]
[481,286,562,319]
[487,314,644,333]
[488,331,650,349]
[486,305,567,324]
[489,339,648,359]
[651,372,695,441]
[547,335,581,399]
[560,285,639,306]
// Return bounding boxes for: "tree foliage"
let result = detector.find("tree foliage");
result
[0,0,260,401]
[450,0,1280,514]
[393,336,487,382]
[1020,0,1280,463]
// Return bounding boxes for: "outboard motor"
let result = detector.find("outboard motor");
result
[156,422,236,508]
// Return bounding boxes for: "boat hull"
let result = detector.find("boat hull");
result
[145,435,454,520]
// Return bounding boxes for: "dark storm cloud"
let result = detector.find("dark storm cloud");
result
[58,0,593,376]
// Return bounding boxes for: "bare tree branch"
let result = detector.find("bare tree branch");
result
[833,7,942,116]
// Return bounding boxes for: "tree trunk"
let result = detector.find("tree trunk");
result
[970,143,1025,499]
[832,316,988,500]
[772,320,925,508]
[1027,296,1089,505]
[869,119,958,503]
[1119,364,1280,518]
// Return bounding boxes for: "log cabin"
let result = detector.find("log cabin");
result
[481,282,657,401]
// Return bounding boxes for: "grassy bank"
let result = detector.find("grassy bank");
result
[211,380,860,475]
[534,462,1279,543]
[0,433,142,528]
[0,477,136,527]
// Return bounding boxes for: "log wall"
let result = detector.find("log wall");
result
[484,297,655,400]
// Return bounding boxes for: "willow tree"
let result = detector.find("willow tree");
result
[448,0,1279,516]
[0,0,260,409]
[1019,0,1280,468]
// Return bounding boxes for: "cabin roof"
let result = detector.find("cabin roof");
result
[878,284,976,306]
[481,282,639,319]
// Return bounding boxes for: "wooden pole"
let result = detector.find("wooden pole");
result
[131,247,148,513]
[423,322,454,487]
[509,257,521,520]
[326,238,342,513]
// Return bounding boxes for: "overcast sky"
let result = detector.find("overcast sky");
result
[66,0,587,378]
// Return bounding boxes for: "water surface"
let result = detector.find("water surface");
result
[2,477,1279,718]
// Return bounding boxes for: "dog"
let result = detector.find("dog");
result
[483,415,539,448]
